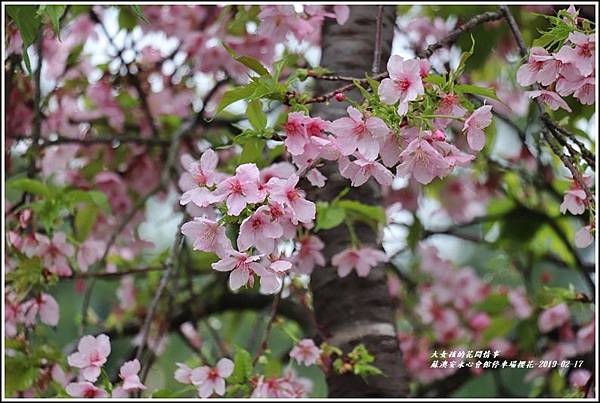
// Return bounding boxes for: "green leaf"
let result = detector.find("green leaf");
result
[481,316,514,343]
[118,7,137,31]
[230,347,253,384]
[75,204,98,242]
[5,354,39,396]
[454,84,501,101]
[215,84,257,116]
[474,293,510,315]
[338,200,386,225]
[6,178,51,197]
[424,74,446,86]
[39,5,66,37]
[65,189,110,212]
[239,138,264,164]
[223,43,270,76]
[315,202,346,231]
[151,387,194,398]
[7,5,41,74]
[129,5,149,24]
[246,100,267,130]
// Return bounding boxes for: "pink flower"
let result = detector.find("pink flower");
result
[181,217,232,258]
[292,235,326,274]
[508,289,533,319]
[306,168,327,188]
[283,112,309,155]
[267,174,316,224]
[212,251,269,290]
[575,225,594,248]
[179,150,221,207]
[569,369,592,389]
[333,5,350,24]
[213,163,263,216]
[174,363,194,384]
[396,136,449,184]
[379,56,425,115]
[329,106,388,160]
[560,189,587,215]
[190,358,234,398]
[290,339,321,366]
[572,75,595,105]
[119,359,146,391]
[526,90,572,112]
[339,157,394,187]
[67,334,111,382]
[516,47,558,86]
[37,232,75,277]
[260,258,292,295]
[462,105,493,151]
[576,320,594,353]
[180,322,202,350]
[469,312,491,332]
[378,130,404,167]
[77,239,104,273]
[555,32,595,77]
[238,208,283,254]
[65,382,109,398]
[37,293,59,326]
[331,247,388,278]
[538,303,570,333]
[434,93,466,129]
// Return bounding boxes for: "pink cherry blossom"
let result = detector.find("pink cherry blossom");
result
[560,188,587,215]
[575,225,594,248]
[174,363,194,384]
[37,293,60,326]
[213,163,263,216]
[180,322,202,350]
[468,312,491,332]
[267,174,316,224]
[379,55,425,115]
[65,382,109,398]
[396,136,450,185]
[190,358,234,398]
[569,369,592,389]
[516,47,557,86]
[339,157,394,187]
[555,32,595,77]
[179,149,222,207]
[292,235,326,274]
[260,258,292,295]
[572,75,595,105]
[212,251,269,290]
[181,217,232,258]
[526,90,572,112]
[77,239,105,273]
[378,130,404,167]
[462,105,493,151]
[35,232,75,277]
[67,334,111,382]
[119,359,146,391]
[329,106,388,160]
[331,247,388,278]
[306,168,327,188]
[290,339,322,366]
[434,93,467,129]
[333,5,350,25]
[238,208,283,254]
[283,112,309,155]
[538,303,570,333]
[508,288,533,319]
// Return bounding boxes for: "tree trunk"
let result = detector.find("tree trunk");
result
[308,6,409,397]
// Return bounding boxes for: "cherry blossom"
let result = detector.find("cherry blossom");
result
[67,334,111,382]
[267,174,316,224]
[292,235,326,274]
[329,106,388,160]
[331,247,388,278]
[538,303,570,333]
[575,225,594,248]
[339,156,394,187]
[396,136,450,184]
[190,358,234,398]
[212,251,269,290]
[36,232,75,277]
[212,163,263,216]
[526,90,572,112]
[179,150,222,207]
[181,217,232,258]
[65,382,109,398]
[238,208,283,254]
[119,359,146,391]
[379,55,425,115]
[555,32,595,77]
[290,339,322,366]
[462,105,493,151]
[259,258,293,294]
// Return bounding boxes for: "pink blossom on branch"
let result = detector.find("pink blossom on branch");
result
[331,247,388,278]
[525,90,572,112]
[329,106,389,160]
[190,358,234,398]
[379,55,425,115]
[65,382,108,398]
[212,251,269,290]
[292,235,326,275]
[267,174,316,224]
[462,105,493,151]
[290,339,322,366]
[119,359,146,391]
[212,163,264,216]
[67,334,111,382]
[181,217,232,258]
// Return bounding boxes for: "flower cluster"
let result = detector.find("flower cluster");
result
[174,358,234,398]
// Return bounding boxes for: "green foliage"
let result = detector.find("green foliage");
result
[37,5,66,37]
[229,346,254,384]
[6,5,41,74]
[332,344,383,377]
[315,197,386,232]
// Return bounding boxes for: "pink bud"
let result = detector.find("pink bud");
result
[432,129,445,141]
[334,92,345,102]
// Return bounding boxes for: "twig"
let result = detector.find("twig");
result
[252,289,282,365]
[10,134,171,147]
[417,11,505,58]
[372,6,384,75]
[71,266,165,279]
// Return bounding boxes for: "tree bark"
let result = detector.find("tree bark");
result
[308,6,409,397]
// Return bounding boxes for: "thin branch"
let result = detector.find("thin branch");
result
[371,6,385,75]
[417,11,505,58]
[10,134,171,147]
[71,267,165,280]
[252,288,282,365]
